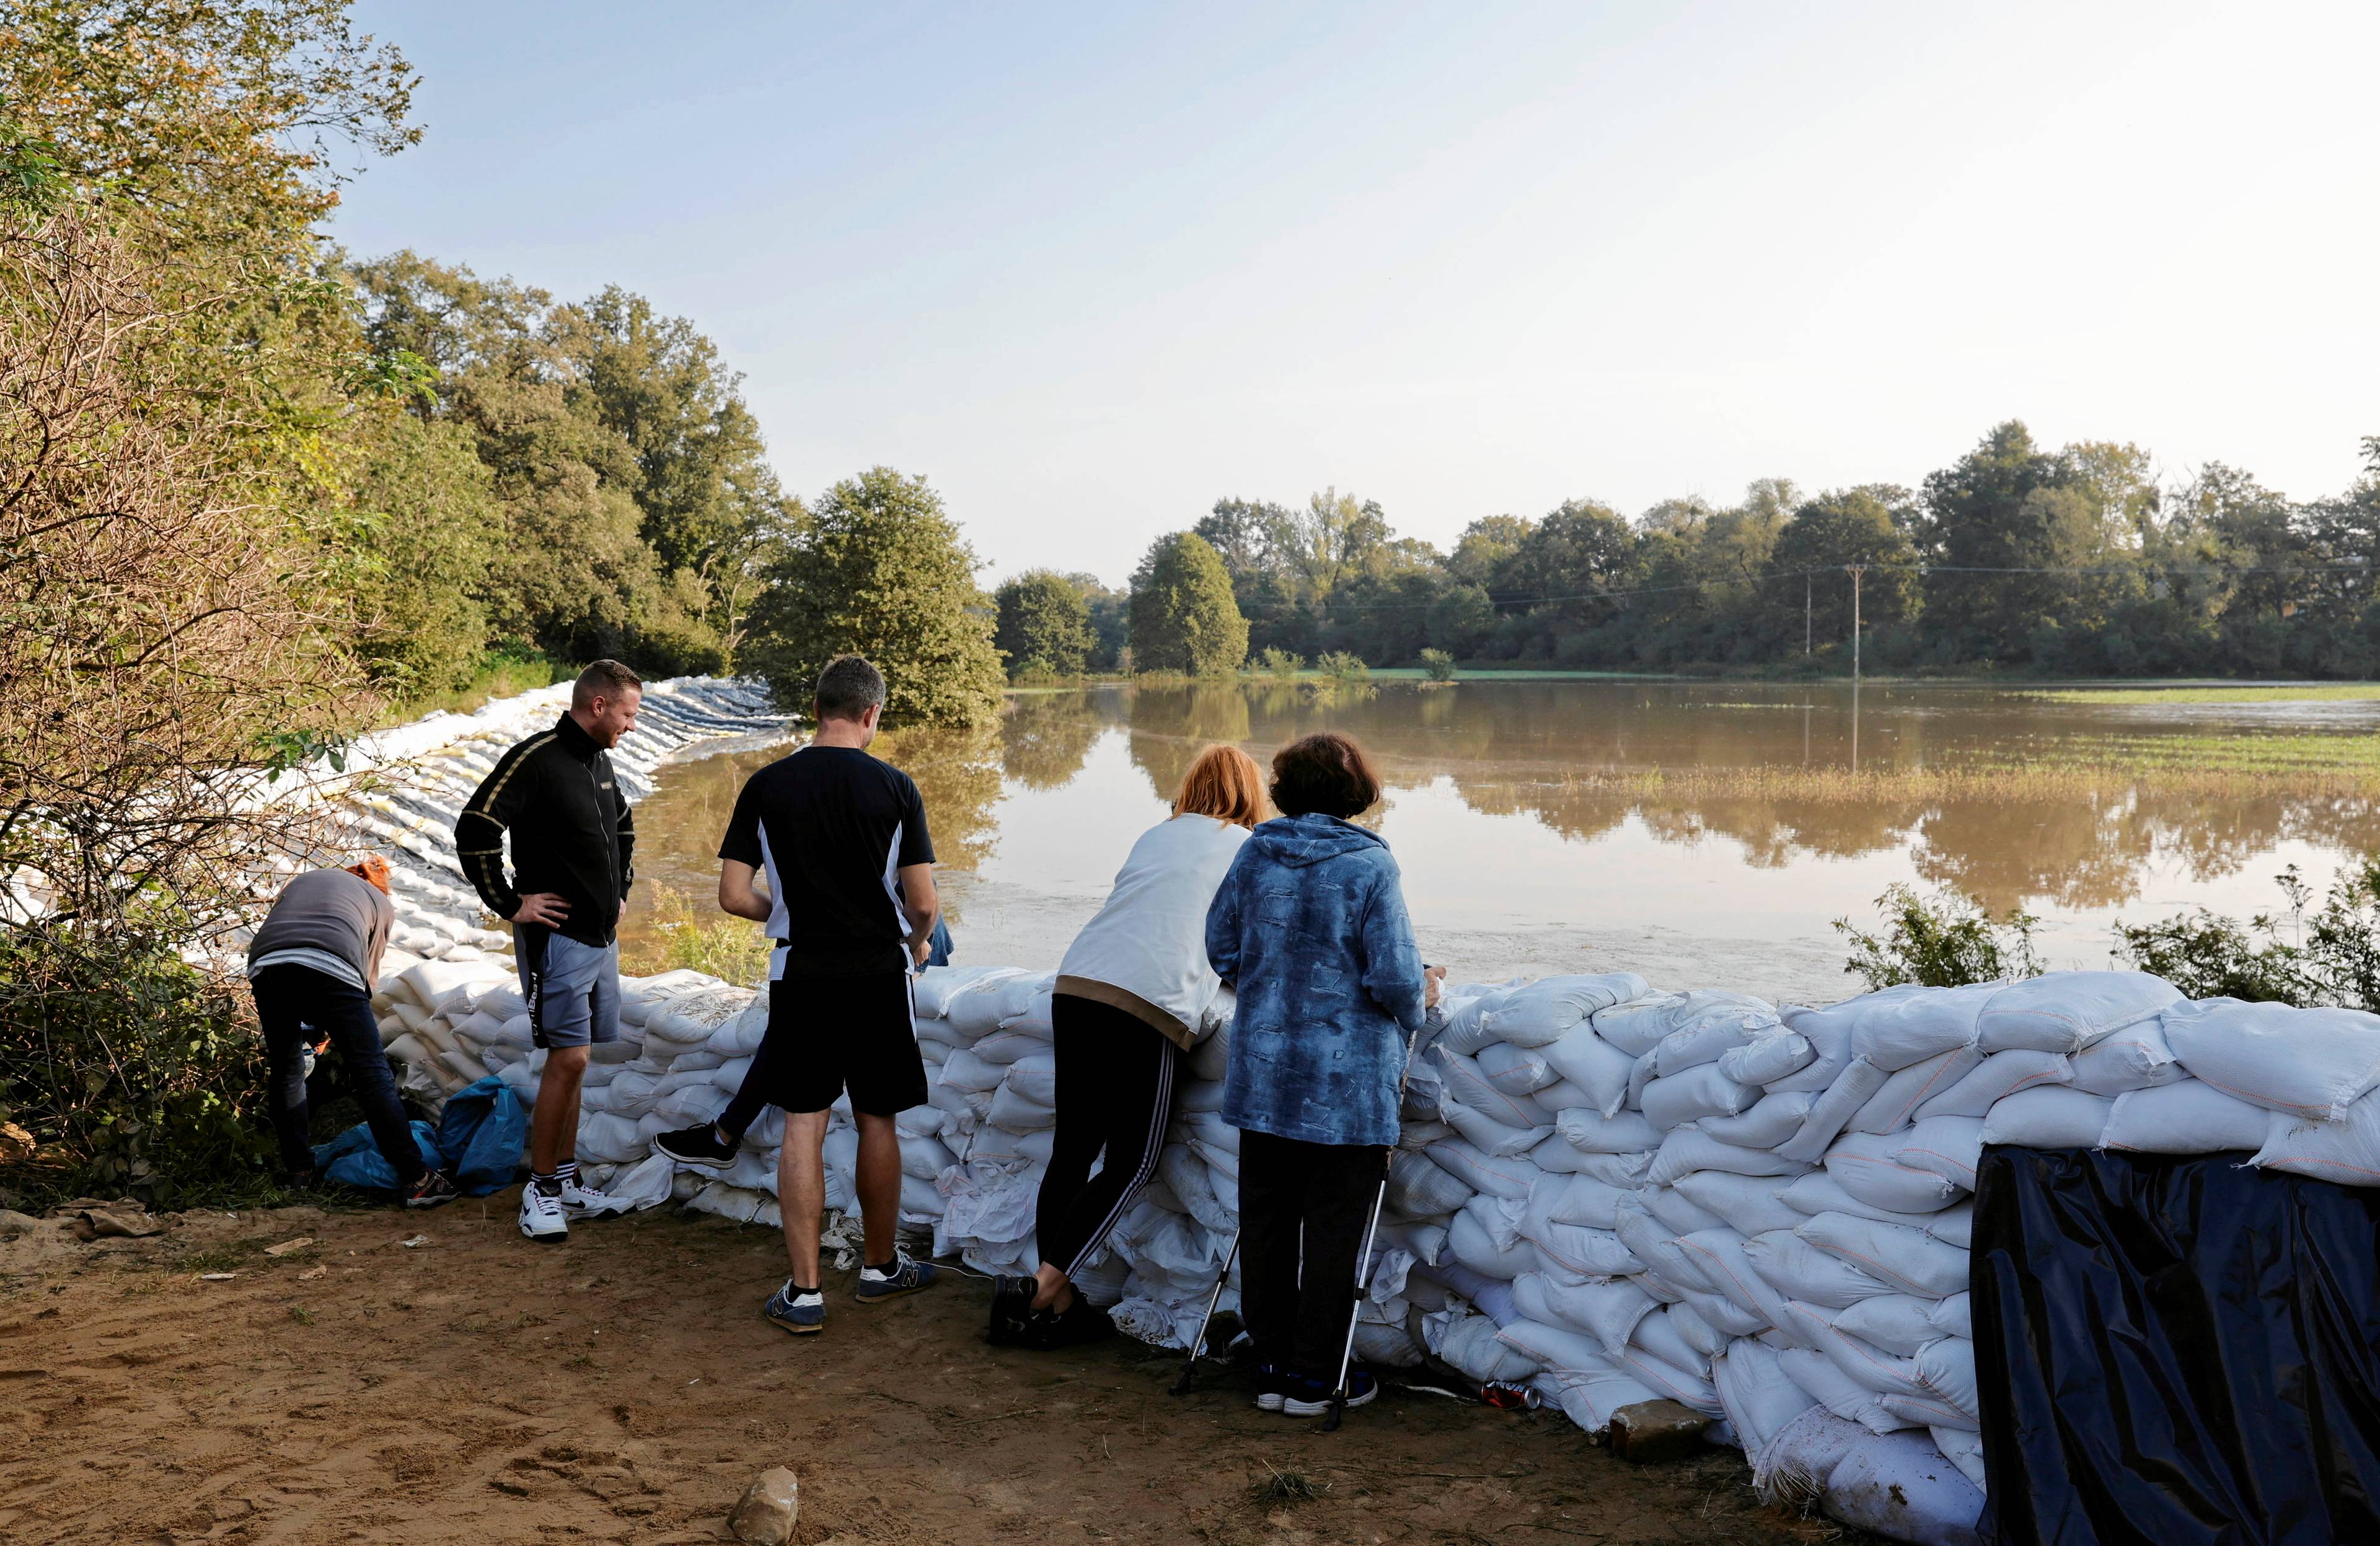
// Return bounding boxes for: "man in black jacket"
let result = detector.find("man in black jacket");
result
[456,659,641,1243]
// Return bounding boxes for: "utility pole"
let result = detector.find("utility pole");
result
[1804,573,1812,656]
[1848,564,1866,682]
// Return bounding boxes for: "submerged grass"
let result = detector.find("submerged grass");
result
[2027,683,2380,705]
[619,885,772,983]
[1533,748,2380,804]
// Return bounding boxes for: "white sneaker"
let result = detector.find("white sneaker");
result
[561,1178,630,1218]
[519,1185,568,1242]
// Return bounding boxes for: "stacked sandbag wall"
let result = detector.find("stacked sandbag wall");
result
[413,960,2380,1546]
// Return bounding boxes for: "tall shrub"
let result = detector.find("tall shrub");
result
[993,569,1094,678]
[1129,532,1248,676]
[743,467,1006,726]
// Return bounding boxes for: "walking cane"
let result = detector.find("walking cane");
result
[1321,991,1445,1433]
[1167,1230,1240,1397]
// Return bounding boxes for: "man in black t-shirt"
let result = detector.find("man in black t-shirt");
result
[696,654,941,1336]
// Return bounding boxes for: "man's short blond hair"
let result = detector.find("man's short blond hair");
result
[573,659,643,709]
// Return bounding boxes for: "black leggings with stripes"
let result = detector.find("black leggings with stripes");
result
[1034,994,1179,1279]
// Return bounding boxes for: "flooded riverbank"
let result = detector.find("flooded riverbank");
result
[620,680,2380,1004]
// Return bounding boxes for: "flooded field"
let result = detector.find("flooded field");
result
[622,680,2380,1005]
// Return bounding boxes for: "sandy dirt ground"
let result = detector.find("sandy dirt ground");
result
[0,1196,1871,1546]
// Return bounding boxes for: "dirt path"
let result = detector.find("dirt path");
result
[0,1196,1862,1545]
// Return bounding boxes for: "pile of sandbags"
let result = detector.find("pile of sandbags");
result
[369,917,2380,1546]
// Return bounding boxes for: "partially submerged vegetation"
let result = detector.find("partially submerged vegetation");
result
[2026,683,2380,705]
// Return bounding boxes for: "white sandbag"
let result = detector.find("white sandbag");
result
[1437,1312,1544,1384]
[972,1026,1049,1066]
[1652,1013,1760,1078]
[1435,985,1510,1056]
[1611,1201,1711,1294]
[1629,1304,1712,1378]
[1976,971,2181,1055]
[1424,1135,1536,1200]
[2066,1016,2186,1096]
[1520,1218,1644,1279]
[938,1046,1005,1093]
[1675,1228,1793,1329]
[1514,1271,1656,1353]
[1721,1027,1816,1086]
[2100,1079,2272,1155]
[1566,1146,1656,1189]
[1831,1294,1946,1357]
[1488,975,1646,1047]
[1388,1149,1475,1216]
[1440,1093,1551,1158]
[1699,1091,1816,1150]
[1932,1425,1988,1490]
[1776,1056,1890,1163]
[1776,1349,1913,1436]
[1745,1231,1896,1309]
[1978,1086,2112,1149]
[1926,1293,1971,1340]
[1554,1105,1663,1153]
[2164,998,2380,1120]
[2254,1090,2380,1186]
[1673,1172,1804,1237]
[944,972,1029,1039]
[1590,993,1686,1056]
[1641,1064,1761,1131]
[1662,1298,1729,1360]
[1783,1301,1929,1399]
[1848,1046,1985,1136]
[1612,1337,1725,1417]
[1885,1391,1979,1433]
[1890,1116,1986,1192]
[1844,982,1997,1071]
[968,1125,1057,1169]
[1797,1212,1970,1299]
[1477,1040,1559,1094]
[1649,1128,1807,1185]
[1823,1428,1985,1546]
[1641,1183,1727,1236]
[1714,1340,1821,1460]
[1911,1335,1979,1423]
[1352,1320,1426,1368]
[1827,1133,1964,1214]
[911,965,1003,1018]
[1677,1285,1771,1338]
[606,1151,677,1211]
[1525,1171,1629,1231]
[1914,1049,2073,1121]
[1926,1205,1973,1250]
[1538,1025,1639,1117]
[578,1112,650,1165]
[1001,1053,1057,1107]
[1771,1004,1860,1094]
[899,1131,956,1182]
[1450,1195,1540,1279]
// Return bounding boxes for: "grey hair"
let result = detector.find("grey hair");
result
[814,654,887,721]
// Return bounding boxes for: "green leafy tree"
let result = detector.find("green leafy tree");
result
[325,404,501,692]
[1129,532,1248,675]
[993,569,1094,677]
[744,468,1005,726]
[1765,489,1921,651]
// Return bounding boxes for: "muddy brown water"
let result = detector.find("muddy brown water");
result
[621,680,2380,1005]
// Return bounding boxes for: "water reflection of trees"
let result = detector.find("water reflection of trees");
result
[1127,685,1253,802]
[1000,692,1104,790]
[875,722,1003,873]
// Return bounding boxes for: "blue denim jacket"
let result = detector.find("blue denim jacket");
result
[1205,813,1427,1148]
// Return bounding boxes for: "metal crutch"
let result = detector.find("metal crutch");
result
[1167,1231,1241,1396]
[1320,994,1445,1433]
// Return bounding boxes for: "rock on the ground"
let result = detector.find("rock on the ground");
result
[1609,1400,1709,1464]
[729,1465,800,1545]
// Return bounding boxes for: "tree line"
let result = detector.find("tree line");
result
[995,433,2380,682]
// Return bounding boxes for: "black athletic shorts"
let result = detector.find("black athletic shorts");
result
[757,970,927,1116]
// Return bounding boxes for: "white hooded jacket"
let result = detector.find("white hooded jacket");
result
[1056,812,1250,1047]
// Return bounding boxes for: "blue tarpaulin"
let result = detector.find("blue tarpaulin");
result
[311,1077,526,1196]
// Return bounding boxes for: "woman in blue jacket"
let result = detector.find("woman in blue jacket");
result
[1205,731,1441,1417]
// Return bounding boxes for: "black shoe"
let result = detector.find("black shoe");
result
[1020,1296,1116,1351]
[987,1275,1038,1346]
[403,1169,459,1209]
[654,1124,738,1170]
[1283,1369,1377,1418]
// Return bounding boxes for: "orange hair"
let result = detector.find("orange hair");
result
[1173,744,1267,830]
[345,854,393,895]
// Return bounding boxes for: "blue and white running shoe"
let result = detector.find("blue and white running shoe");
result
[764,1280,826,1335]
[854,1254,938,1304]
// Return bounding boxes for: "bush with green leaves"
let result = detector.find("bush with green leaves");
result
[1257,646,1303,683]
[1836,884,2043,990]
[994,569,1094,680]
[2113,861,2380,1011]
[1419,648,1457,682]
[1315,651,1371,686]
[1129,532,1248,676]
[743,467,1006,726]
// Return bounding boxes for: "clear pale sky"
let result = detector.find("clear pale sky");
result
[338,1,2379,586]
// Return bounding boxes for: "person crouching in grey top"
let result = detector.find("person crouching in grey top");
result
[455,659,643,1242]
[248,854,456,1207]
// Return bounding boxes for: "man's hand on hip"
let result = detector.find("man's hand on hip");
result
[510,893,570,927]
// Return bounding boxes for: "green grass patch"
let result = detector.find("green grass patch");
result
[2026,683,2380,705]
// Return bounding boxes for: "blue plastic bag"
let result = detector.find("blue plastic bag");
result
[309,1077,526,1197]
[434,1076,529,1196]
[312,1118,443,1192]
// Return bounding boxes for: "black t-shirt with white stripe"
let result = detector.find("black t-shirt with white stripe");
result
[717,745,935,977]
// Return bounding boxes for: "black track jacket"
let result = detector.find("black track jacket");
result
[454,713,635,948]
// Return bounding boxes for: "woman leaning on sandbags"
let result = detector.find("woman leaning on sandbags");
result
[1205,732,1441,1417]
[990,744,1268,1349]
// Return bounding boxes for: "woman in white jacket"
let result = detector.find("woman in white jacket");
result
[992,744,1266,1348]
